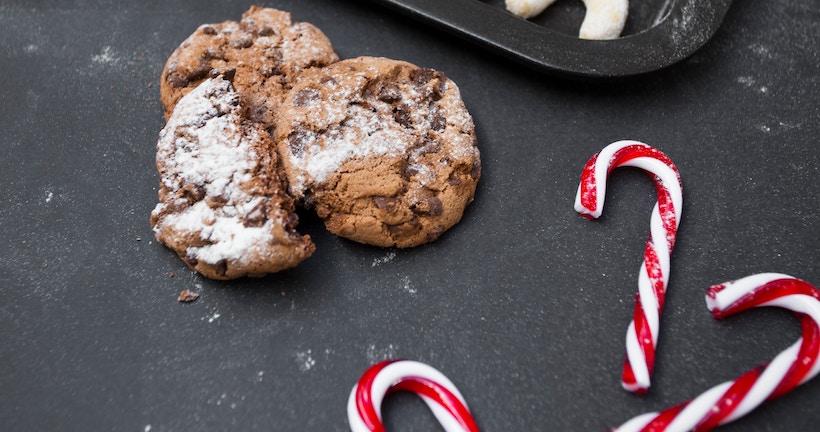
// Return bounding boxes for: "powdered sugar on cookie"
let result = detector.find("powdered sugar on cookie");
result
[288,103,414,194]
[151,76,314,279]
[157,80,256,201]
[274,57,481,248]
[280,61,477,198]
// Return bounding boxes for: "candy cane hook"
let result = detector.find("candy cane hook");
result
[348,359,480,432]
[611,273,820,431]
[575,140,684,393]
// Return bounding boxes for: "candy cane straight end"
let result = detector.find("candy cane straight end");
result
[348,359,480,432]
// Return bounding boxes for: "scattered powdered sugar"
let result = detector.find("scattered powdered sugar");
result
[399,275,416,295]
[295,349,316,372]
[371,251,397,267]
[366,344,398,363]
[737,76,768,94]
[91,45,119,65]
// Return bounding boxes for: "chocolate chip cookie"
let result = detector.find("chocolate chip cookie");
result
[274,56,481,248]
[160,6,338,129]
[151,74,315,279]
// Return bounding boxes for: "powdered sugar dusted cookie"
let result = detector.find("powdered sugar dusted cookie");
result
[151,75,314,279]
[274,57,481,248]
[160,6,338,129]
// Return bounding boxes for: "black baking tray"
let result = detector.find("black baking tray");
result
[1,0,818,431]
[368,0,734,78]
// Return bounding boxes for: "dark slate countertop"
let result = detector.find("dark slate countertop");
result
[1,0,818,430]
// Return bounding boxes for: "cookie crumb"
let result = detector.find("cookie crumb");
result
[169,271,175,278]
[178,289,200,302]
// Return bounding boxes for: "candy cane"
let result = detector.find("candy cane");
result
[575,140,683,393]
[348,359,479,432]
[611,273,820,431]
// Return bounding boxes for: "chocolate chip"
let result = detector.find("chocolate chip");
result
[206,194,228,207]
[377,83,402,103]
[284,212,299,231]
[201,25,217,35]
[412,197,443,216]
[430,107,446,131]
[412,67,436,87]
[448,175,462,186]
[288,128,312,157]
[433,71,447,99]
[264,48,283,62]
[230,34,254,49]
[372,196,400,213]
[258,26,276,37]
[186,62,212,81]
[185,254,199,267]
[425,225,446,242]
[320,75,337,85]
[470,160,481,179]
[165,198,189,214]
[167,73,188,88]
[293,88,321,107]
[403,165,419,179]
[243,213,267,228]
[182,184,206,202]
[394,105,413,128]
[214,260,228,276]
[203,48,226,60]
[242,199,268,227]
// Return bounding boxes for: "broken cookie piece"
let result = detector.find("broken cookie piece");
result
[177,289,200,302]
[151,75,314,280]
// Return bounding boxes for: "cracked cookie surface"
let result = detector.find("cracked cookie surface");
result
[160,6,338,130]
[151,75,314,279]
[275,56,481,248]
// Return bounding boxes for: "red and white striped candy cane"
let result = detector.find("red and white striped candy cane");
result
[611,273,820,431]
[348,359,480,432]
[575,140,684,393]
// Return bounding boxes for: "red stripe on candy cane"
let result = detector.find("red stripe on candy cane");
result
[348,359,479,432]
[575,140,684,393]
[611,274,820,432]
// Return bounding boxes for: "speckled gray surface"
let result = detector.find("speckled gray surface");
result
[1,0,818,431]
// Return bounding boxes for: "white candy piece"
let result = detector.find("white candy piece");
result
[505,0,628,40]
